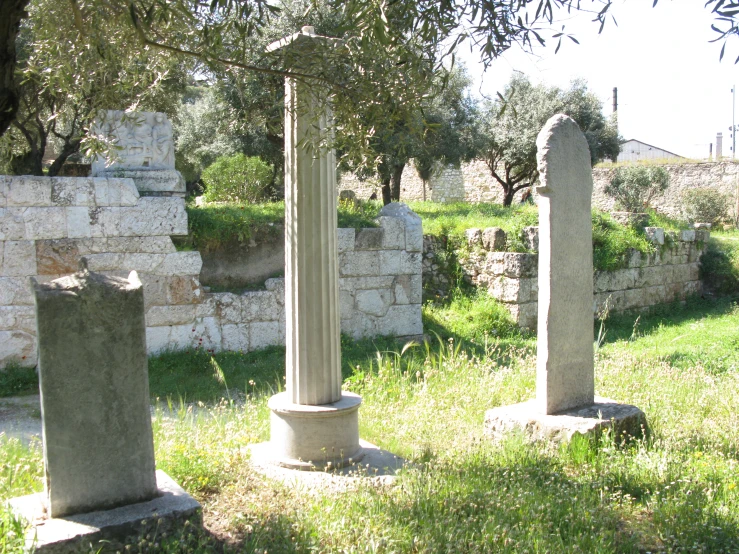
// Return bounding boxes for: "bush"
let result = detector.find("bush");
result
[201,154,273,203]
[604,166,669,212]
[680,187,730,226]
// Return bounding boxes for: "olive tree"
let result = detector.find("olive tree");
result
[477,74,620,207]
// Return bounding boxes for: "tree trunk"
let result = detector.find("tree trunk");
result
[0,0,30,137]
[381,176,392,205]
[390,162,404,202]
[47,139,82,177]
[502,185,515,207]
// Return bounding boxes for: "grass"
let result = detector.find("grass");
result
[3,294,739,552]
[183,200,380,252]
[701,229,739,293]
[0,364,38,397]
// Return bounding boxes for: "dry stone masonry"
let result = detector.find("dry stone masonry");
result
[0,174,423,369]
[425,224,707,329]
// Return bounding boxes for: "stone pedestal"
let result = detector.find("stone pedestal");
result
[7,265,200,550]
[91,111,185,197]
[8,471,201,554]
[32,267,157,517]
[260,392,363,469]
[259,27,363,469]
[484,397,647,443]
[484,115,646,443]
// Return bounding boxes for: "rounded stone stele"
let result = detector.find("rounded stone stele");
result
[267,391,364,469]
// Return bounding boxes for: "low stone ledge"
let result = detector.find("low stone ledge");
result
[484,397,647,443]
[7,470,201,554]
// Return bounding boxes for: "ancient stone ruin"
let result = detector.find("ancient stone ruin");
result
[485,114,646,441]
[8,264,199,552]
[91,110,185,197]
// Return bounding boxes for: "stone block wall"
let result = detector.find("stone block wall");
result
[423,225,708,329]
[592,161,739,220]
[0,176,423,368]
[340,159,739,215]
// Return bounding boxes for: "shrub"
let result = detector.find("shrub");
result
[680,187,730,226]
[604,166,669,212]
[201,154,273,203]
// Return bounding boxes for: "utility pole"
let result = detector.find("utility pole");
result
[733,85,736,158]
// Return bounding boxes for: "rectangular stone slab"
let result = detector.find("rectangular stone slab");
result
[33,268,157,517]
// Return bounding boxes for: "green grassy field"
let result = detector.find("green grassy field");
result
[2,294,738,553]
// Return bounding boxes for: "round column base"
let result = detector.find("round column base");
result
[264,391,364,470]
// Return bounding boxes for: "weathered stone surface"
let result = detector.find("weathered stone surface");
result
[485,252,538,278]
[355,228,384,250]
[166,275,202,305]
[146,304,196,326]
[0,330,36,367]
[379,203,423,252]
[645,227,665,245]
[337,228,356,253]
[339,276,395,291]
[376,216,405,249]
[0,176,7,208]
[33,269,157,517]
[0,305,36,332]
[7,177,52,206]
[484,397,647,442]
[339,289,355,318]
[51,178,94,207]
[3,240,37,276]
[0,207,27,240]
[158,252,202,276]
[243,290,281,321]
[221,323,249,351]
[8,471,200,554]
[535,114,594,414]
[379,250,402,275]
[118,197,187,237]
[522,226,539,252]
[465,228,482,247]
[482,227,506,251]
[340,251,380,276]
[24,207,66,240]
[215,293,242,324]
[251,321,281,351]
[36,239,80,275]
[87,207,121,238]
[264,277,285,305]
[106,236,176,253]
[488,275,533,303]
[400,251,422,275]
[355,289,393,317]
[680,229,696,242]
[0,277,34,305]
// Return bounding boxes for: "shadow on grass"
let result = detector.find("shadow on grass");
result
[597,294,739,346]
[245,438,738,554]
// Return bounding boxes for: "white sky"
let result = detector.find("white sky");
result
[459,0,739,159]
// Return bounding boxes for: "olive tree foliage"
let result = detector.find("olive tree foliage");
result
[0,0,187,176]
[605,166,669,212]
[1,0,739,145]
[477,73,620,207]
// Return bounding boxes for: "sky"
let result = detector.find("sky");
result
[459,0,739,160]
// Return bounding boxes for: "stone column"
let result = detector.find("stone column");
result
[535,114,595,414]
[32,267,157,517]
[483,115,646,442]
[264,27,363,469]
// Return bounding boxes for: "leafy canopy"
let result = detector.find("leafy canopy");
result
[477,73,620,206]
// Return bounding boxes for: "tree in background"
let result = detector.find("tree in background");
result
[477,73,620,207]
[0,0,186,176]
[605,166,669,212]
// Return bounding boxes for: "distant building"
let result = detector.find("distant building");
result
[616,139,684,163]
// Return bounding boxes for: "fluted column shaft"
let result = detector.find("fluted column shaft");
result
[284,77,342,406]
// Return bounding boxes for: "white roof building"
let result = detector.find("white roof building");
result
[617,139,684,163]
